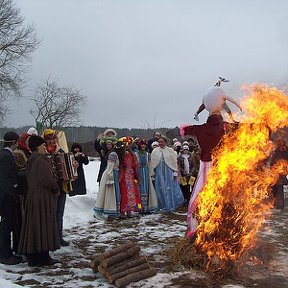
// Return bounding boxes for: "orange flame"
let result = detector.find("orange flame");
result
[194,84,288,271]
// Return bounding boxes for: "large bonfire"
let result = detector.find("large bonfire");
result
[171,84,288,276]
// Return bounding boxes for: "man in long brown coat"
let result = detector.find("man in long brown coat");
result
[18,135,60,267]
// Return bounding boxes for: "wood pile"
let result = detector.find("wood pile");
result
[90,242,157,287]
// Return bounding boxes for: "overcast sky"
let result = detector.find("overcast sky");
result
[6,0,288,128]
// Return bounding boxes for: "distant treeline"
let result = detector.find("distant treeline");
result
[0,126,180,156]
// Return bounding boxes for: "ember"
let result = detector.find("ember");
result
[172,84,288,276]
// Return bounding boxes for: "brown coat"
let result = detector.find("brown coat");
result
[18,152,60,254]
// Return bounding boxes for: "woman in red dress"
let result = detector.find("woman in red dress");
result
[118,137,142,217]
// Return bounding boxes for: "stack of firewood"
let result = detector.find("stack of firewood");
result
[90,242,157,287]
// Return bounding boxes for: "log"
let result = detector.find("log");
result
[115,268,157,288]
[108,263,150,284]
[106,257,147,277]
[101,245,140,268]
[90,259,99,273]
[97,255,139,276]
[90,257,100,273]
[97,255,139,277]
[104,255,139,277]
[97,265,106,277]
[98,242,136,262]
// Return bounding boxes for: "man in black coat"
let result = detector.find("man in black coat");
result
[0,131,22,265]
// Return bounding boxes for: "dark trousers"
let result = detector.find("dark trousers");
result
[0,196,16,258]
[272,185,284,209]
[180,185,191,204]
[56,191,66,239]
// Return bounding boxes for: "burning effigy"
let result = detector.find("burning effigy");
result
[170,84,288,277]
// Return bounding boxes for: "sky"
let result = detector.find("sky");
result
[5,0,288,128]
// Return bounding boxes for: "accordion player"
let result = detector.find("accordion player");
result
[54,152,78,182]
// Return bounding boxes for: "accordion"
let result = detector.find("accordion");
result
[54,152,78,182]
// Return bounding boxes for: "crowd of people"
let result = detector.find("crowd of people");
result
[0,79,287,269]
[93,129,201,219]
[0,127,89,267]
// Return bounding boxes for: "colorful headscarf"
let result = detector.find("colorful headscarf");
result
[118,136,133,147]
[42,129,57,140]
[137,139,147,149]
[18,133,31,153]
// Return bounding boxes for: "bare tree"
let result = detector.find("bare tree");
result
[30,76,87,129]
[0,0,39,125]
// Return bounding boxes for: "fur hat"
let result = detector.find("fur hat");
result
[29,135,46,151]
[4,131,19,143]
[27,127,38,135]
[42,129,57,140]
[174,141,182,147]
[151,141,159,148]
[104,129,117,137]
[71,143,82,152]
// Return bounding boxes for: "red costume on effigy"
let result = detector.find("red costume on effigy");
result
[180,114,225,237]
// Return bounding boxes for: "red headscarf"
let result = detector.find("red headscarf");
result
[18,133,31,154]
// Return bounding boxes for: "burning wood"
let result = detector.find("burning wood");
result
[90,242,156,286]
[171,84,288,277]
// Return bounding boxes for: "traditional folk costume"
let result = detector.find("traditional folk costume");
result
[150,146,184,211]
[94,129,118,184]
[135,149,158,213]
[177,145,197,204]
[181,114,225,237]
[94,151,121,217]
[118,137,142,216]
[42,129,71,246]
[119,150,142,215]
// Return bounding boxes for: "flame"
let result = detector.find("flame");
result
[194,84,288,272]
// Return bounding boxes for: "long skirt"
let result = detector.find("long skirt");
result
[187,160,211,237]
[139,166,158,213]
[94,170,120,217]
[154,160,184,211]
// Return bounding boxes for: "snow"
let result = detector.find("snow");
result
[1,160,288,287]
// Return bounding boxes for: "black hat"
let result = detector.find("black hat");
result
[28,135,46,151]
[4,131,19,143]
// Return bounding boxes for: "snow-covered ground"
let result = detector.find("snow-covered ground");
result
[0,160,288,288]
